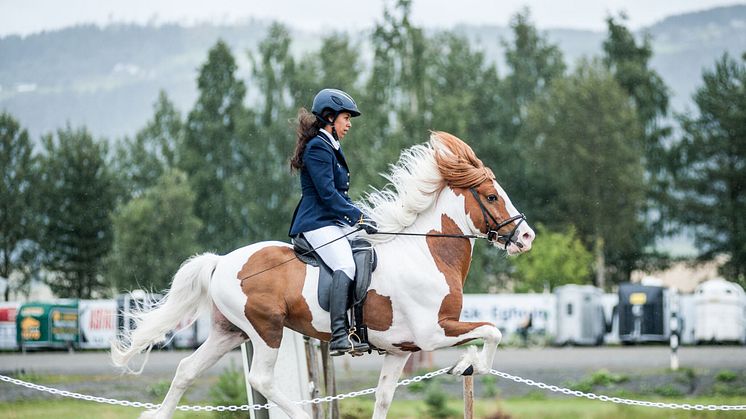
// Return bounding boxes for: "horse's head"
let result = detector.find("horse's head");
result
[432,131,535,255]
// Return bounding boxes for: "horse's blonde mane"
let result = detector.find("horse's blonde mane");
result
[358,131,493,243]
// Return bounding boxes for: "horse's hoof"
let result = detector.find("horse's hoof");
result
[448,364,474,376]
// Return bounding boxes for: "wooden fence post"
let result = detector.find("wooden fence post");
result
[463,375,474,419]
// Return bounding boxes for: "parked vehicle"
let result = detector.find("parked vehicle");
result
[554,285,606,345]
[16,300,78,351]
[618,283,670,343]
[694,278,746,344]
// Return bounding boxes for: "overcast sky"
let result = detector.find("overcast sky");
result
[0,0,743,37]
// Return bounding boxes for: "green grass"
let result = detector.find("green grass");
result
[0,399,205,418]
[4,396,745,419]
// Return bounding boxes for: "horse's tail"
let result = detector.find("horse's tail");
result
[111,252,220,374]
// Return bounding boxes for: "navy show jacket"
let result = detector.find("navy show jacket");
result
[288,134,362,237]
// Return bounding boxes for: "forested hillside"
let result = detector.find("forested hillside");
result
[1,5,744,139]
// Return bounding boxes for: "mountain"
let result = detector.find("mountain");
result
[1,5,745,140]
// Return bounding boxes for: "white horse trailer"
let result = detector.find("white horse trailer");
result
[694,278,746,344]
[554,285,606,345]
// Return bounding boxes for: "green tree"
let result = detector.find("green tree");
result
[180,40,249,252]
[671,53,746,285]
[522,60,645,288]
[250,23,296,128]
[511,224,593,292]
[602,15,673,275]
[359,0,432,191]
[0,112,39,301]
[38,126,116,298]
[244,23,300,241]
[114,91,183,198]
[494,9,566,215]
[108,170,202,291]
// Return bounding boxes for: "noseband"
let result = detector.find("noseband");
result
[469,188,526,250]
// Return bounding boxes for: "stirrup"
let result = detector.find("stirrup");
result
[346,327,370,356]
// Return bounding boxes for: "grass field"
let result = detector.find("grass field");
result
[1,396,745,419]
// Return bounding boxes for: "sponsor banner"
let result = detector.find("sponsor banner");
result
[79,300,117,349]
[461,294,557,336]
[0,302,20,350]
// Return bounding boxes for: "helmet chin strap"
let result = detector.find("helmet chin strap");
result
[323,112,340,141]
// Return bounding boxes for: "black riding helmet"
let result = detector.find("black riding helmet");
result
[311,88,361,125]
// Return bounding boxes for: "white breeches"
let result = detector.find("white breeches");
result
[303,225,357,279]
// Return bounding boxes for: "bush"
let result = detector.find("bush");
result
[210,361,247,418]
[653,384,684,398]
[715,370,738,383]
[481,375,499,398]
[423,382,459,418]
[146,380,171,400]
[566,369,628,393]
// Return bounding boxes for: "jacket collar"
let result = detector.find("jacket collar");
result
[316,131,348,169]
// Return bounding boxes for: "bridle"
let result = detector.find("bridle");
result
[469,187,526,250]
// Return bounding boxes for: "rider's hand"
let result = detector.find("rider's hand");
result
[357,218,378,234]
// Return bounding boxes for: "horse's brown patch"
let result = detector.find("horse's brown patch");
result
[454,182,512,237]
[393,341,422,352]
[428,214,492,337]
[453,338,475,347]
[364,290,393,331]
[237,246,329,348]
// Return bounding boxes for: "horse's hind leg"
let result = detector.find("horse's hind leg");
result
[246,341,311,419]
[140,314,246,419]
[372,352,411,419]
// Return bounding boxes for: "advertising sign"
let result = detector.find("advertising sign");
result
[0,302,20,350]
[79,299,117,349]
[461,294,557,336]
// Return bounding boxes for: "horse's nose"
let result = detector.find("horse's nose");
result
[521,228,535,249]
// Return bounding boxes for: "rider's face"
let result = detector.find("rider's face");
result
[333,112,352,140]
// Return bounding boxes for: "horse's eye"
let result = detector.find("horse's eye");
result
[487,195,498,202]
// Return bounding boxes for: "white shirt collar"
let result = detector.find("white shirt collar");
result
[319,128,340,150]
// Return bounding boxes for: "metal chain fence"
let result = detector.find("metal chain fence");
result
[2,367,746,412]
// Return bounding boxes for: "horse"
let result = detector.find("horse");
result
[111,131,535,419]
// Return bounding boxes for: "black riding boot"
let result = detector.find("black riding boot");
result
[329,270,370,356]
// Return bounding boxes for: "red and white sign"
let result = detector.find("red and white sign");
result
[0,302,20,350]
[78,299,117,349]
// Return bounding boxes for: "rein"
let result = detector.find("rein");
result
[241,188,526,279]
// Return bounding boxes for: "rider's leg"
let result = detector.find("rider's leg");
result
[303,226,369,355]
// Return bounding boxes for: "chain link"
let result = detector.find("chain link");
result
[4,367,746,412]
[488,369,746,411]
[0,368,449,412]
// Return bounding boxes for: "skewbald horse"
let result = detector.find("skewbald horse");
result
[111,131,535,419]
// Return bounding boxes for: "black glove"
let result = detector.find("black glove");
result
[357,218,378,234]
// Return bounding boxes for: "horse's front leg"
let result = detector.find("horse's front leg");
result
[436,320,502,375]
[372,352,411,419]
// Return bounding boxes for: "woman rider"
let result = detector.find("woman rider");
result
[288,88,377,356]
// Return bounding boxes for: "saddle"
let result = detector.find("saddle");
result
[292,235,377,350]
